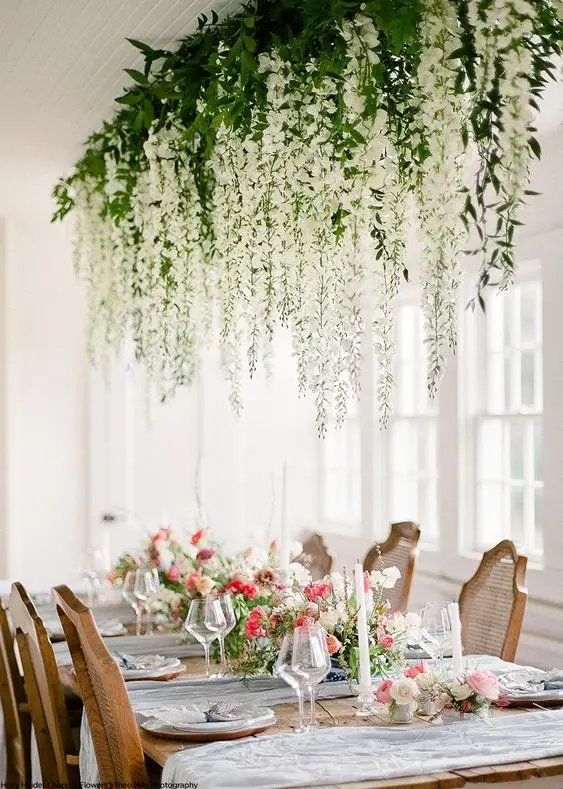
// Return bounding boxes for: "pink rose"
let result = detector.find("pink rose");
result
[376,626,395,649]
[405,661,426,679]
[325,633,342,656]
[186,569,203,589]
[245,607,267,638]
[196,547,217,562]
[466,670,499,700]
[166,564,181,583]
[191,528,208,545]
[375,679,393,705]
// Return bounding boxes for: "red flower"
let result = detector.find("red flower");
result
[166,564,181,583]
[294,615,315,628]
[245,607,267,638]
[304,581,332,602]
[405,661,426,679]
[191,528,208,546]
[224,578,258,599]
[196,547,217,562]
[462,700,473,713]
[186,569,203,589]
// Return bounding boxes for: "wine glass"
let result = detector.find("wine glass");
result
[121,570,143,636]
[145,568,161,636]
[217,592,236,674]
[184,597,226,678]
[419,602,452,670]
[291,625,331,727]
[274,634,309,733]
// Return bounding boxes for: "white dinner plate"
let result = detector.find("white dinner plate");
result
[141,708,275,740]
[121,657,182,679]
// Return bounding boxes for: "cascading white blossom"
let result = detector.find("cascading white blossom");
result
[468,0,538,288]
[63,3,560,433]
[414,0,468,395]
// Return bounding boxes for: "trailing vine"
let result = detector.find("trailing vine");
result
[53,0,562,433]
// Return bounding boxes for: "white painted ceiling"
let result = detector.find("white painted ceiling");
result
[0,0,239,167]
[0,0,561,170]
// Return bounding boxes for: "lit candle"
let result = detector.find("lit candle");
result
[449,602,463,677]
[354,562,371,698]
[279,462,289,581]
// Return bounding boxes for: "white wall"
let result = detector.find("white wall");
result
[0,154,89,588]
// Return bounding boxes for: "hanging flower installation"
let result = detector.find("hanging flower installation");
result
[53,0,562,433]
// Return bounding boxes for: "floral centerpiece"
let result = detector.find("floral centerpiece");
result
[238,564,420,679]
[107,525,285,659]
[375,662,505,722]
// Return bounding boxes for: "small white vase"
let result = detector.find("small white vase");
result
[390,703,414,723]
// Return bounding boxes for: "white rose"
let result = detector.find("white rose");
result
[319,609,340,631]
[390,677,419,705]
[288,562,311,587]
[450,681,472,701]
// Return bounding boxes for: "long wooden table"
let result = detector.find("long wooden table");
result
[59,655,563,788]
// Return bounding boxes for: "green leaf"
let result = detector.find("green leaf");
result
[242,35,256,53]
[124,68,149,85]
[529,137,542,159]
[240,48,257,73]
[115,93,143,105]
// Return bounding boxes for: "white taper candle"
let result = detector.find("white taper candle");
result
[354,562,371,697]
[449,601,463,677]
[279,462,289,577]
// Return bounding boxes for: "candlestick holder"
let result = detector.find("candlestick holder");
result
[355,688,375,717]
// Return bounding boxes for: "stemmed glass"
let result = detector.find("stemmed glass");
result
[217,593,236,675]
[185,597,226,678]
[419,602,452,670]
[121,570,144,636]
[292,625,331,728]
[274,634,309,733]
[145,568,161,636]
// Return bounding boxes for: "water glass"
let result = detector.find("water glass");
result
[291,625,331,727]
[184,597,226,678]
[217,592,236,673]
[145,568,162,636]
[420,602,452,669]
[274,634,308,733]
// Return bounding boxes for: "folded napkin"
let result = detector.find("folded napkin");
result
[98,618,125,635]
[139,702,270,731]
[112,652,170,671]
[499,669,563,694]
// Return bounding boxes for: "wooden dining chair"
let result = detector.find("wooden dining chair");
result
[297,532,334,580]
[458,540,528,662]
[363,522,421,612]
[52,584,149,787]
[0,601,28,787]
[9,582,80,789]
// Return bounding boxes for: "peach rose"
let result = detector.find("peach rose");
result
[195,575,215,596]
[325,633,342,655]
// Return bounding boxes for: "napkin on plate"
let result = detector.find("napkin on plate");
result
[98,618,125,635]
[112,652,170,671]
[499,669,563,694]
[140,703,270,731]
